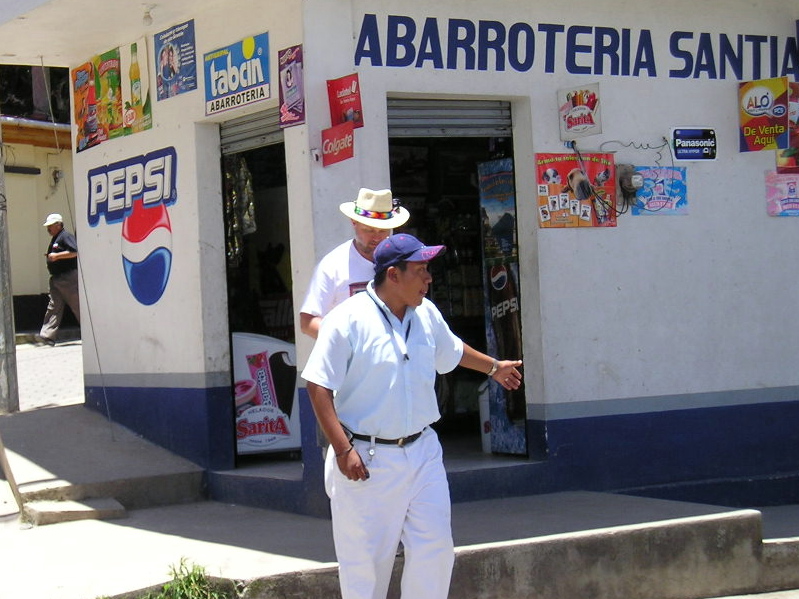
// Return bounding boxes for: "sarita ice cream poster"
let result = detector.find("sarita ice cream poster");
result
[234,347,299,453]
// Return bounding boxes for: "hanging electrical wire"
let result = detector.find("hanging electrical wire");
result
[38,56,116,438]
[597,137,679,214]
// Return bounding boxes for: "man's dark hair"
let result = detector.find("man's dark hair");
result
[374,260,407,286]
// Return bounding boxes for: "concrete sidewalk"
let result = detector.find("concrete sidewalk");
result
[3,339,799,599]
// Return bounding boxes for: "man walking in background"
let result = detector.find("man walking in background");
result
[36,213,79,346]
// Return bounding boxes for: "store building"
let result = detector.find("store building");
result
[1,0,798,515]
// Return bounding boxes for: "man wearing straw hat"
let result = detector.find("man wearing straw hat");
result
[299,188,409,339]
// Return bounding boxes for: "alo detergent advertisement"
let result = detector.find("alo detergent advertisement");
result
[739,76,789,152]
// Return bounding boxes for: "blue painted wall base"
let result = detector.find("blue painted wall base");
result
[86,382,799,515]
[85,384,236,471]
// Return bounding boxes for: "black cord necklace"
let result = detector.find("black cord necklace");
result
[369,292,411,361]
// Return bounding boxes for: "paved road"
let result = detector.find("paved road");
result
[13,339,84,411]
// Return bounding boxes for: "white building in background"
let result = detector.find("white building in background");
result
[2,114,74,331]
[0,0,797,515]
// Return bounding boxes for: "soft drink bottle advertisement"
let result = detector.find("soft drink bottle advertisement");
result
[477,158,527,456]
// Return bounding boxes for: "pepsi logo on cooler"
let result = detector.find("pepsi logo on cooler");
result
[490,264,508,291]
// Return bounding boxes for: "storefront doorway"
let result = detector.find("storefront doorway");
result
[388,98,527,456]
[220,109,302,460]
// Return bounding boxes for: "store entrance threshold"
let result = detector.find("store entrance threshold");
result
[208,400,539,518]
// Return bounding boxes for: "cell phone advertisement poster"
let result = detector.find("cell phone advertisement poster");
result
[327,73,363,128]
[739,76,789,152]
[535,153,616,227]
[278,44,305,128]
[631,166,688,215]
[154,19,198,101]
[765,170,799,216]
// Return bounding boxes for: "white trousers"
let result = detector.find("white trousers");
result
[324,427,454,599]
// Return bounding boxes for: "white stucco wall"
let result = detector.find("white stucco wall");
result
[64,0,799,419]
[324,0,799,414]
[74,1,303,383]
[5,143,73,295]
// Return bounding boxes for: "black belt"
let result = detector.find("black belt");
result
[349,429,424,447]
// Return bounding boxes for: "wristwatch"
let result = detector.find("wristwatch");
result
[487,359,499,377]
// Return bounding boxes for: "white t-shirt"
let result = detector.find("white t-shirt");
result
[299,239,375,318]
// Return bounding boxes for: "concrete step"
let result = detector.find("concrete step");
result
[0,404,205,511]
[23,497,126,526]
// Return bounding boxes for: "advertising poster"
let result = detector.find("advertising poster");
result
[72,61,102,152]
[558,82,601,140]
[72,38,152,152]
[95,47,125,140]
[765,170,799,216]
[321,121,355,167]
[776,81,799,173]
[326,73,363,128]
[739,76,789,152]
[154,19,197,101]
[535,153,617,227]
[205,32,270,116]
[671,128,717,161]
[119,38,152,135]
[631,166,688,215]
[278,44,305,127]
[477,158,527,456]
[232,333,301,455]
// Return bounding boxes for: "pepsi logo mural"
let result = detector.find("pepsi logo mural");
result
[88,147,177,305]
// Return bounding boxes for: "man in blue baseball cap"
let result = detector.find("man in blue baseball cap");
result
[302,233,523,599]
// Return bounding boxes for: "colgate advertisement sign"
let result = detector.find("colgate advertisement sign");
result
[321,121,355,167]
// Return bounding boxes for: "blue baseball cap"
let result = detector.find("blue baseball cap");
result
[374,234,446,274]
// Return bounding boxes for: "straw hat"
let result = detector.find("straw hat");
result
[339,188,410,229]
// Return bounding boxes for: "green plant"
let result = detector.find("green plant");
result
[141,559,229,599]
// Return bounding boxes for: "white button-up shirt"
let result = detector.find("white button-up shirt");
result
[301,281,464,439]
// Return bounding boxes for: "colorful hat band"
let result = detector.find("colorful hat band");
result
[353,202,400,220]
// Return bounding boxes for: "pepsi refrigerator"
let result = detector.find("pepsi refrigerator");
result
[477,158,528,456]
[231,332,301,454]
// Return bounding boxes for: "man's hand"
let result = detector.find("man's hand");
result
[336,446,370,481]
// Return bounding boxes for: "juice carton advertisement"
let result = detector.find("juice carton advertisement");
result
[232,333,300,454]
[95,48,125,140]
